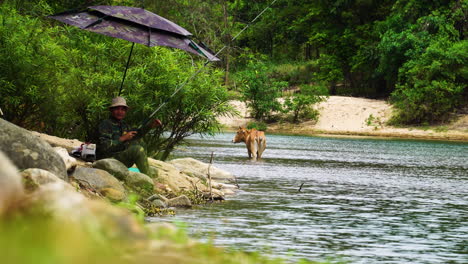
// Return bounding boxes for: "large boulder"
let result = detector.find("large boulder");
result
[0,119,67,181]
[169,158,234,183]
[30,131,83,152]
[148,158,205,193]
[20,168,62,192]
[92,158,129,181]
[71,167,126,202]
[25,180,147,242]
[166,195,192,208]
[126,171,154,194]
[0,151,24,215]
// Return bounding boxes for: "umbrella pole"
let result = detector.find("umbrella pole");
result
[118,42,135,96]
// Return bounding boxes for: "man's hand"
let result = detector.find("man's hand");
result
[119,131,138,142]
[150,119,162,128]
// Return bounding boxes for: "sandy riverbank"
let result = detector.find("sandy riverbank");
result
[218,96,468,141]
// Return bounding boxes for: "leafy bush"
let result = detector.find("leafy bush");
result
[0,5,59,129]
[389,13,467,124]
[283,84,328,123]
[126,48,231,160]
[246,121,268,131]
[235,60,288,121]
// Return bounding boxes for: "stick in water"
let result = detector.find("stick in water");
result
[298,183,305,192]
[207,152,214,201]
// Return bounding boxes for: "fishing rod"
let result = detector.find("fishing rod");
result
[138,0,279,129]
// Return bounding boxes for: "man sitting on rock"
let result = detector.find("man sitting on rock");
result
[96,96,161,175]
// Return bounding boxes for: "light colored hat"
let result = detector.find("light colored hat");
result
[109,96,129,109]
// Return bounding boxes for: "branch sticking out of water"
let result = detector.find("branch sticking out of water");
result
[233,175,240,189]
[207,152,214,201]
[298,183,305,192]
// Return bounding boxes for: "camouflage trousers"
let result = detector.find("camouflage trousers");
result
[113,144,149,175]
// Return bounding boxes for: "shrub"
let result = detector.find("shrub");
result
[235,60,288,121]
[390,31,467,124]
[246,121,268,131]
[283,84,328,123]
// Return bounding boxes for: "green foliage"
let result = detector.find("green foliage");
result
[0,5,57,128]
[116,193,145,222]
[236,59,288,121]
[230,0,467,125]
[2,0,466,136]
[119,47,232,160]
[246,121,268,131]
[0,2,232,159]
[388,12,467,124]
[269,62,317,86]
[283,84,328,123]
[365,114,383,130]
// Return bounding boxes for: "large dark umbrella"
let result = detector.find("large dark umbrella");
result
[49,5,220,95]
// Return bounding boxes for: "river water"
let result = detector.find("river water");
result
[154,133,468,263]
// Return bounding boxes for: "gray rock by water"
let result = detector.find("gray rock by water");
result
[71,167,126,202]
[150,199,167,208]
[169,158,234,182]
[0,119,68,181]
[92,158,129,180]
[126,171,154,193]
[167,195,192,208]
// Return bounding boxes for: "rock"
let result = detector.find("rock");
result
[208,189,226,200]
[150,199,167,208]
[0,151,24,215]
[20,168,62,192]
[166,195,192,208]
[148,194,168,208]
[126,171,154,193]
[0,119,68,181]
[71,167,126,202]
[212,182,239,190]
[148,159,195,192]
[30,131,83,152]
[53,147,77,171]
[99,188,126,202]
[149,158,225,200]
[169,158,234,183]
[148,194,169,203]
[92,158,129,181]
[211,182,238,196]
[25,181,147,242]
[154,182,173,193]
[221,188,236,195]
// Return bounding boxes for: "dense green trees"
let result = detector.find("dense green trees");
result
[229,0,466,124]
[0,1,231,160]
[1,0,466,151]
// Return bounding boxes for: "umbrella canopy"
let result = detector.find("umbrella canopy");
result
[49,5,220,62]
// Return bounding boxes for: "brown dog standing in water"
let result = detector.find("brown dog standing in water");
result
[232,127,266,160]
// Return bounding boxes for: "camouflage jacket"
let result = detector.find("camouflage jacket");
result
[96,117,150,159]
